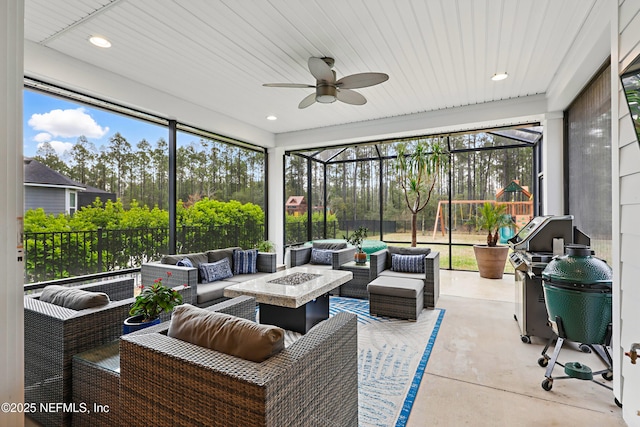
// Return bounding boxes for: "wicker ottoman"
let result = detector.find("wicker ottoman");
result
[367,277,424,321]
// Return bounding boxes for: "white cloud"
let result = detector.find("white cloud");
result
[38,140,74,157]
[34,132,52,143]
[28,108,109,139]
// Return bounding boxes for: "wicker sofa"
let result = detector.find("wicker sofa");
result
[119,301,358,427]
[369,246,440,308]
[141,247,277,308]
[24,277,135,427]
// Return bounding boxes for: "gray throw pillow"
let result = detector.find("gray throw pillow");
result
[168,304,285,363]
[162,252,208,267]
[40,285,110,310]
[311,248,333,265]
[312,241,347,250]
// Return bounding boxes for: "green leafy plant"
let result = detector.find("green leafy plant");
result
[396,139,448,246]
[476,202,512,247]
[255,240,276,252]
[344,226,368,253]
[129,272,184,322]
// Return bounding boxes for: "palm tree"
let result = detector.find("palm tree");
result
[476,202,512,246]
[396,138,448,246]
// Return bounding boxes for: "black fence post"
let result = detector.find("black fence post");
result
[97,227,103,272]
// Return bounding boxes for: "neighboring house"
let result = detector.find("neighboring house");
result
[23,158,85,215]
[78,184,116,208]
[285,196,307,215]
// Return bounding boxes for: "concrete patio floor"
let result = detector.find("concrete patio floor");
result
[406,270,624,426]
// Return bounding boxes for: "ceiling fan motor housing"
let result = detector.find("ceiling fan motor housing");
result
[316,84,337,103]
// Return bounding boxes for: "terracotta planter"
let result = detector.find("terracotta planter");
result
[354,251,367,265]
[473,245,509,279]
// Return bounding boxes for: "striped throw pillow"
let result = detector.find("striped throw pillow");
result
[233,249,258,275]
[391,254,426,273]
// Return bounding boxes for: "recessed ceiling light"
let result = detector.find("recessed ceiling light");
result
[491,72,508,81]
[89,36,111,48]
[266,115,277,121]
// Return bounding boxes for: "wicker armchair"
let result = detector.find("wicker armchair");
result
[120,310,358,427]
[24,277,135,427]
[71,296,257,427]
[370,248,440,308]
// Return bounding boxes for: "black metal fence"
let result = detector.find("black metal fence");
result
[285,221,340,245]
[23,222,264,283]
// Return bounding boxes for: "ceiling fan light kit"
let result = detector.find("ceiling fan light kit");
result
[316,84,337,103]
[263,57,389,109]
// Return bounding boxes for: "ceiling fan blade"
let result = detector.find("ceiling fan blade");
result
[336,89,367,105]
[298,93,317,109]
[308,57,335,83]
[336,72,389,89]
[263,83,315,88]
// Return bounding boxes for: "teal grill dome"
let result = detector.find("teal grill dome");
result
[541,245,612,344]
[542,245,612,288]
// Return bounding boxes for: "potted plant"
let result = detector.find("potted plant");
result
[345,226,368,265]
[473,202,513,279]
[255,240,276,253]
[123,271,185,334]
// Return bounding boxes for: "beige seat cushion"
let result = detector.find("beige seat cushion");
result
[168,304,284,362]
[378,270,425,281]
[39,285,110,310]
[368,277,423,298]
[196,281,231,305]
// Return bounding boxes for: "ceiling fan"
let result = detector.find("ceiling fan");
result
[263,57,389,109]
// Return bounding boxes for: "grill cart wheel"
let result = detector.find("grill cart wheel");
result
[521,335,531,344]
[537,357,548,367]
[579,343,592,353]
[542,379,553,391]
[602,371,613,381]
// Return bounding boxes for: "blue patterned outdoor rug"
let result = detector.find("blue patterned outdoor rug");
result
[329,296,445,427]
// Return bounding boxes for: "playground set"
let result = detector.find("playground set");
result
[432,180,534,241]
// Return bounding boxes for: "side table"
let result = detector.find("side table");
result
[72,340,120,426]
[339,261,376,299]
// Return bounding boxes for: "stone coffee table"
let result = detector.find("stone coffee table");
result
[223,266,352,333]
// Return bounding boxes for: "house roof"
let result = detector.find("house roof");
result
[23,158,85,190]
[82,184,112,194]
[286,196,306,206]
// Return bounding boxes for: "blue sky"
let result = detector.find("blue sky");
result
[23,90,168,158]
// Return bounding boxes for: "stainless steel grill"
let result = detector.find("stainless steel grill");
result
[508,215,589,344]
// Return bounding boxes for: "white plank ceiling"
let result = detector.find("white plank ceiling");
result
[24,0,602,136]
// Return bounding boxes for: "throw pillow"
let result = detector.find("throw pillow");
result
[40,285,110,310]
[161,252,208,266]
[168,304,285,363]
[386,246,431,269]
[391,254,426,273]
[233,249,258,275]
[312,241,347,250]
[176,258,194,268]
[198,258,233,283]
[311,248,333,265]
